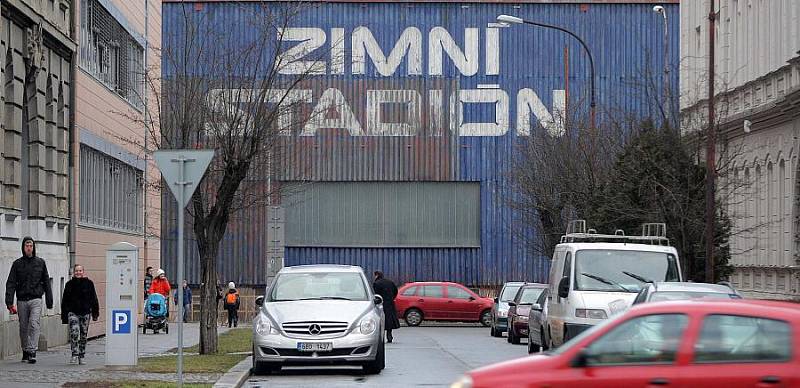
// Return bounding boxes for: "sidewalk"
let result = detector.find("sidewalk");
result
[0,322,231,387]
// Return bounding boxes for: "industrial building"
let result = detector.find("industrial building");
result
[161,0,679,293]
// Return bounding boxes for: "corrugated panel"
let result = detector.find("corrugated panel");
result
[161,1,679,287]
[284,182,480,247]
[285,247,551,286]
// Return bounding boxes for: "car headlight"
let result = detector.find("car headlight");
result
[498,309,508,318]
[255,314,277,336]
[450,375,473,388]
[359,317,377,335]
[575,308,608,319]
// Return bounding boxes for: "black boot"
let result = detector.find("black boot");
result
[27,351,36,364]
[386,330,393,343]
[21,351,29,362]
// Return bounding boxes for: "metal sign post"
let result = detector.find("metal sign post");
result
[153,150,214,388]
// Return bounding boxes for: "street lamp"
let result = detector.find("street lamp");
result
[653,5,670,121]
[497,14,596,129]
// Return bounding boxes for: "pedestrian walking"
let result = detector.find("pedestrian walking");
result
[216,283,225,327]
[223,282,240,328]
[4,237,54,363]
[174,280,192,322]
[143,266,154,299]
[60,264,99,365]
[149,269,171,318]
[373,271,400,343]
[148,269,171,298]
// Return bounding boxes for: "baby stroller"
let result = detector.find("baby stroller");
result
[143,293,169,334]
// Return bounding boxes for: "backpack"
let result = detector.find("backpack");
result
[226,292,238,305]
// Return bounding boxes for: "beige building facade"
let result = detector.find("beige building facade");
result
[681,0,800,300]
[74,0,160,338]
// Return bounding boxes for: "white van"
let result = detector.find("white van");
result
[545,221,682,348]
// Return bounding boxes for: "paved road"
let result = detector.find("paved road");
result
[245,326,529,388]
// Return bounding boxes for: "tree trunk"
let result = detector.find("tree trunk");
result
[199,249,219,354]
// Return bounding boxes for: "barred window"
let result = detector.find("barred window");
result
[79,145,144,233]
[79,0,144,109]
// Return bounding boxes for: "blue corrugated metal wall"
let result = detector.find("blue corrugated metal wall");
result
[161,1,678,287]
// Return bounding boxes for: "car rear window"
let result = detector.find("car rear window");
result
[401,286,418,296]
[694,315,792,363]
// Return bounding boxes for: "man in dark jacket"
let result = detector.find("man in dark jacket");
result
[61,264,99,365]
[5,237,54,363]
[174,280,192,322]
[373,271,400,343]
[143,266,153,299]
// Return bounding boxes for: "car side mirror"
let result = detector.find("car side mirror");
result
[570,349,590,368]
[508,301,516,307]
[558,277,570,299]
[469,296,476,301]
[255,296,264,307]
[373,295,383,305]
[532,303,542,311]
[493,297,499,303]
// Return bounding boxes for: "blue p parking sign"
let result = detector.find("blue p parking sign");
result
[112,310,131,334]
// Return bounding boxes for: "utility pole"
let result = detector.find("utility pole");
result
[705,1,717,283]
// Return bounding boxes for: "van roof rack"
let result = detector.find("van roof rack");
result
[560,220,671,246]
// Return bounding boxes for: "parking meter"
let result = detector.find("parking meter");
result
[105,242,139,366]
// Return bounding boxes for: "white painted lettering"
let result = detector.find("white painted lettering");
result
[302,88,363,136]
[276,28,326,75]
[429,27,479,76]
[516,89,566,137]
[485,28,500,76]
[451,89,509,136]
[331,28,345,75]
[352,27,422,76]
[366,90,421,136]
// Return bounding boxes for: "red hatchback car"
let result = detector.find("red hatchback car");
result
[395,282,494,327]
[452,299,800,388]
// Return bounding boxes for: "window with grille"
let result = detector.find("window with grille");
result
[79,0,144,109]
[79,145,144,233]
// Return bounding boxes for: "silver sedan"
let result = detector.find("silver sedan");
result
[252,265,386,374]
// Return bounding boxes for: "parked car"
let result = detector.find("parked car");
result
[506,283,547,345]
[251,265,385,375]
[633,282,741,304]
[451,299,800,388]
[546,221,683,348]
[527,288,549,354]
[490,282,525,337]
[395,282,494,327]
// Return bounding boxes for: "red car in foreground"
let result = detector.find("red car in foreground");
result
[395,282,494,327]
[452,299,800,388]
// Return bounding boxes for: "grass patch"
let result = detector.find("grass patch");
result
[170,328,252,354]
[63,382,211,388]
[139,328,252,373]
[138,353,246,374]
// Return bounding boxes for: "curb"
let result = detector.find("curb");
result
[213,355,251,388]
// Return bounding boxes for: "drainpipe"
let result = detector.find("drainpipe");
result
[142,0,149,271]
[68,0,78,272]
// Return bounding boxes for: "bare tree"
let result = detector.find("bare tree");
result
[120,2,330,353]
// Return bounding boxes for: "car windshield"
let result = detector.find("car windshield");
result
[650,291,740,302]
[269,272,369,302]
[518,288,545,304]
[575,250,680,293]
[500,285,522,301]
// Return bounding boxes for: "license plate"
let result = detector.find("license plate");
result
[296,342,333,352]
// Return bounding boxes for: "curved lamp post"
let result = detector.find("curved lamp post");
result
[497,15,596,129]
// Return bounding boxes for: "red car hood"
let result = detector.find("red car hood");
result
[515,305,532,317]
[470,354,559,385]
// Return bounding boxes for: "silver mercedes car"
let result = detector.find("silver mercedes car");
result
[252,265,386,374]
